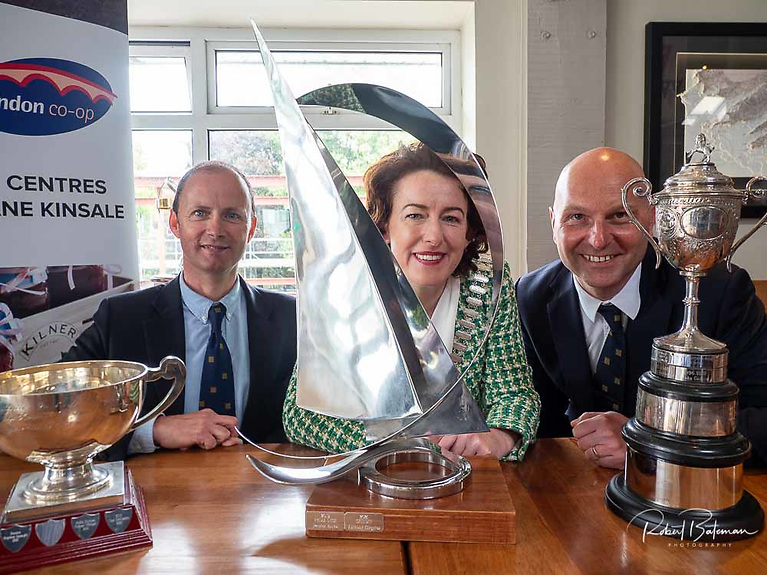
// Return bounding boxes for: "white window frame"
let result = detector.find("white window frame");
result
[129,27,462,165]
[128,41,193,114]
[207,39,452,118]
[128,27,462,289]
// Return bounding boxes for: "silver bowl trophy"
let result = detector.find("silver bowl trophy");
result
[0,356,185,571]
[239,22,515,544]
[605,134,766,541]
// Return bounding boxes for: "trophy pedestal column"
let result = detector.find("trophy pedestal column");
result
[0,462,152,573]
[605,346,764,541]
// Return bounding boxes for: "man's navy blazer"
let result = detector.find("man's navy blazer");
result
[516,247,767,464]
[62,276,297,455]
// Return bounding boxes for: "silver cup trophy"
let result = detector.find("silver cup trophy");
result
[605,134,766,541]
[0,356,184,566]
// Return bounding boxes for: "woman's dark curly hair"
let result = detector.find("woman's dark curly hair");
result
[364,142,488,278]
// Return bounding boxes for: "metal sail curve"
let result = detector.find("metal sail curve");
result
[241,22,507,481]
[296,83,506,440]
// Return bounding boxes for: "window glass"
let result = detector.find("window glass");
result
[129,35,456,292]
[132,130,193,284]
[129,56,191,112]
[209,130,414,291]
[216,51,442,108]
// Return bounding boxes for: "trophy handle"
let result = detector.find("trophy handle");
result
[726,176,767,272]
[621,177,662,269]
[130,355,186,432]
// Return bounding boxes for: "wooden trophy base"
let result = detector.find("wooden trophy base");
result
[305,455,515,544]
[0,467,152,573]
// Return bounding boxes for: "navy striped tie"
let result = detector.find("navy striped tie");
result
[198,303,236,416]
[594,303,626,413]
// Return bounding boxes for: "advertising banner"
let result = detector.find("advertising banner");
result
[0,0,137,369]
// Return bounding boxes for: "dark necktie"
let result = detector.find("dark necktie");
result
[198,303,236,416]
[594,303,626,413]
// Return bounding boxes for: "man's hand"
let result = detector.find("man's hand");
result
[152,409,242,450]
[429,428,519,459]
[571,411,628,469]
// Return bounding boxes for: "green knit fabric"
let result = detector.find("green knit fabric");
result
[282,261,540,461]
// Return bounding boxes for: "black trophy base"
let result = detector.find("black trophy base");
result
[605,473,764,542]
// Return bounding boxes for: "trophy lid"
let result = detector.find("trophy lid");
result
[660,134,740,197]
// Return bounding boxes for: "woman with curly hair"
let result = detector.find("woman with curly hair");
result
[283,142,540,460]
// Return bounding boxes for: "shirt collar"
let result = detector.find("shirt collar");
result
[179,273,241,324]
[432,275,460,345]
[573,262,642,322]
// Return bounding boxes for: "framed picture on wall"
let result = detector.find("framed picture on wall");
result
[644,22,767,218]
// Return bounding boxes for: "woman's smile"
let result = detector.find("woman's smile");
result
[384,170,470,313]
[413,251,447,264]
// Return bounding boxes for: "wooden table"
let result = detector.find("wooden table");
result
[410,438,767,575]
[2,438,765,574]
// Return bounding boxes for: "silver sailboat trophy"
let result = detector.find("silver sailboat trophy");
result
[240,21,505,499]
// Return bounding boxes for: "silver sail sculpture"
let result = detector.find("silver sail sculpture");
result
[242,21,505,483]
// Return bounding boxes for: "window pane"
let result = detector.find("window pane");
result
[132,130,193,285]
[209,130,415,291]
[133,131,193,177]
[216,51,442,108]
[129,56,191,112]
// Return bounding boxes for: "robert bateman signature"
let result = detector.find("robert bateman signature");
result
[629,508,759,543]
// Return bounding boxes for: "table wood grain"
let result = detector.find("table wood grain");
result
[2,439,765,574]
[409,438,767,575]
[0,447,406,574]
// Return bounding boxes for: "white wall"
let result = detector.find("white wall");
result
[473,0,527,279]
[605,0,767,279]
[526,0,607,273]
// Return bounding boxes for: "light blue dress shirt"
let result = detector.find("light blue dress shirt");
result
[573,262,642,374]
[129,274,251,453]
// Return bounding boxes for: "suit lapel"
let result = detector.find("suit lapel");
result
[242,279,271,430]
[143,277,186,415]
[548,267,594,412]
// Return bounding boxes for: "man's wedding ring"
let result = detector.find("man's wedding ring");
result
[591,446,600,459]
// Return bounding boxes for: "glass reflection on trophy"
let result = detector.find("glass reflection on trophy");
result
[0,356,184,562]
[605,134,767,540]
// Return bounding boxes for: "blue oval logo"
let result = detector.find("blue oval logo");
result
[0,58,116,136]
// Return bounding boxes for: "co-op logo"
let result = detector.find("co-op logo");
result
[0,58,116,136]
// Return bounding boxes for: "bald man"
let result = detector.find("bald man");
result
[516,148,767,468]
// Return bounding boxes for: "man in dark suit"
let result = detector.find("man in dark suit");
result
[64,161,296,456]
[517,148,767,468]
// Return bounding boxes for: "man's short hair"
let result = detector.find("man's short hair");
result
[172,161,255,216]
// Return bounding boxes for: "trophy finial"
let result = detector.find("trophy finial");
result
[685,133,714,164]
